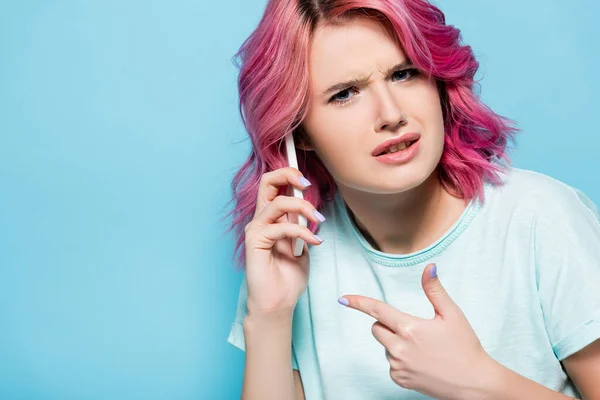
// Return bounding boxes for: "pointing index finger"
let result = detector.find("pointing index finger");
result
[339,295,418,333]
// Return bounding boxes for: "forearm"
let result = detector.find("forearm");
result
[466,358,576,400]
[241,311,296,400]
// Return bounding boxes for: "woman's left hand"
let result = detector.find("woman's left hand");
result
[339,263,497,400]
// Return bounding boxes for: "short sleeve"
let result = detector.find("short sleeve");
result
[534,185,600,361]
[227,274,299,370]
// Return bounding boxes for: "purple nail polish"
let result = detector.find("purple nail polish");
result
[430,264,437,279]
[313,210,326,222]
[298,177,311,188]
[338,297,349,306]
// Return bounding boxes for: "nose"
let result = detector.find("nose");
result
[374,87,407,132]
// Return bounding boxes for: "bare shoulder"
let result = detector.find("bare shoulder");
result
[293,370,305,400]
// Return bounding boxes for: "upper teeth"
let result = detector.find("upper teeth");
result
[384,141,412,154]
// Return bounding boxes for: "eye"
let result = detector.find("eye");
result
[392,68,419,82]
[329,88,359,105]
[328,68,420,106]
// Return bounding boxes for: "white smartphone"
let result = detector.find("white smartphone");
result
[284,132,308,257]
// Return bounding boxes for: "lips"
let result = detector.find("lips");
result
[372,132,421,156]
[379,139,418,155]
[374,138,421,165]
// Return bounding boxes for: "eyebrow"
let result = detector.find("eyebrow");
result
[321,60,414,98]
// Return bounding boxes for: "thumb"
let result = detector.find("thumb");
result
[422,263,456,317]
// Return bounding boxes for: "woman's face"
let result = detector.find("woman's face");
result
[301,17,445,195]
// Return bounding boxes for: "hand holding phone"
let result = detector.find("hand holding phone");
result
[243,138,324,317]
[284,133,308,257]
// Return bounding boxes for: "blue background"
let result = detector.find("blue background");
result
[0,0,597,398]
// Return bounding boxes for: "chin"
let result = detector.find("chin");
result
[361,174,428,195]
[369,160,439,193]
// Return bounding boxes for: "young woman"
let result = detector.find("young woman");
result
[224,0,600,399]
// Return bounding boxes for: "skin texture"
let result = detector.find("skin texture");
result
[299,17,469,255]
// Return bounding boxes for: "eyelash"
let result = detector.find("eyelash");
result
[328,68,421,105]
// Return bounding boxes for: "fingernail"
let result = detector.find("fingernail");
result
[313,234,324,243]
[430,264,437,279]
[313,210,326,222]
[298,176,311,188]
[338,297,349,306]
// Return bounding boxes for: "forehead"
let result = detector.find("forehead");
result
[308,17,405,88]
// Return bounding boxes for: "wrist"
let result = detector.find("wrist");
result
[458,354,505,400]
[246,297,297,321]
[244,308,294,331]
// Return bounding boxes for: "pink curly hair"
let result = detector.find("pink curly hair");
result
[220,0,520,270]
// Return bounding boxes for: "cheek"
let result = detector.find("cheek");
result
[410,90,445,141]
[308,109,367,155]
[407,86,444,125]
[421,110,445,157]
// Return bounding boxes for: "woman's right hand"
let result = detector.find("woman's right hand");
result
[244,167,326,318]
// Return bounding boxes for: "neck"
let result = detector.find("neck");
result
[337,169,469,255]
